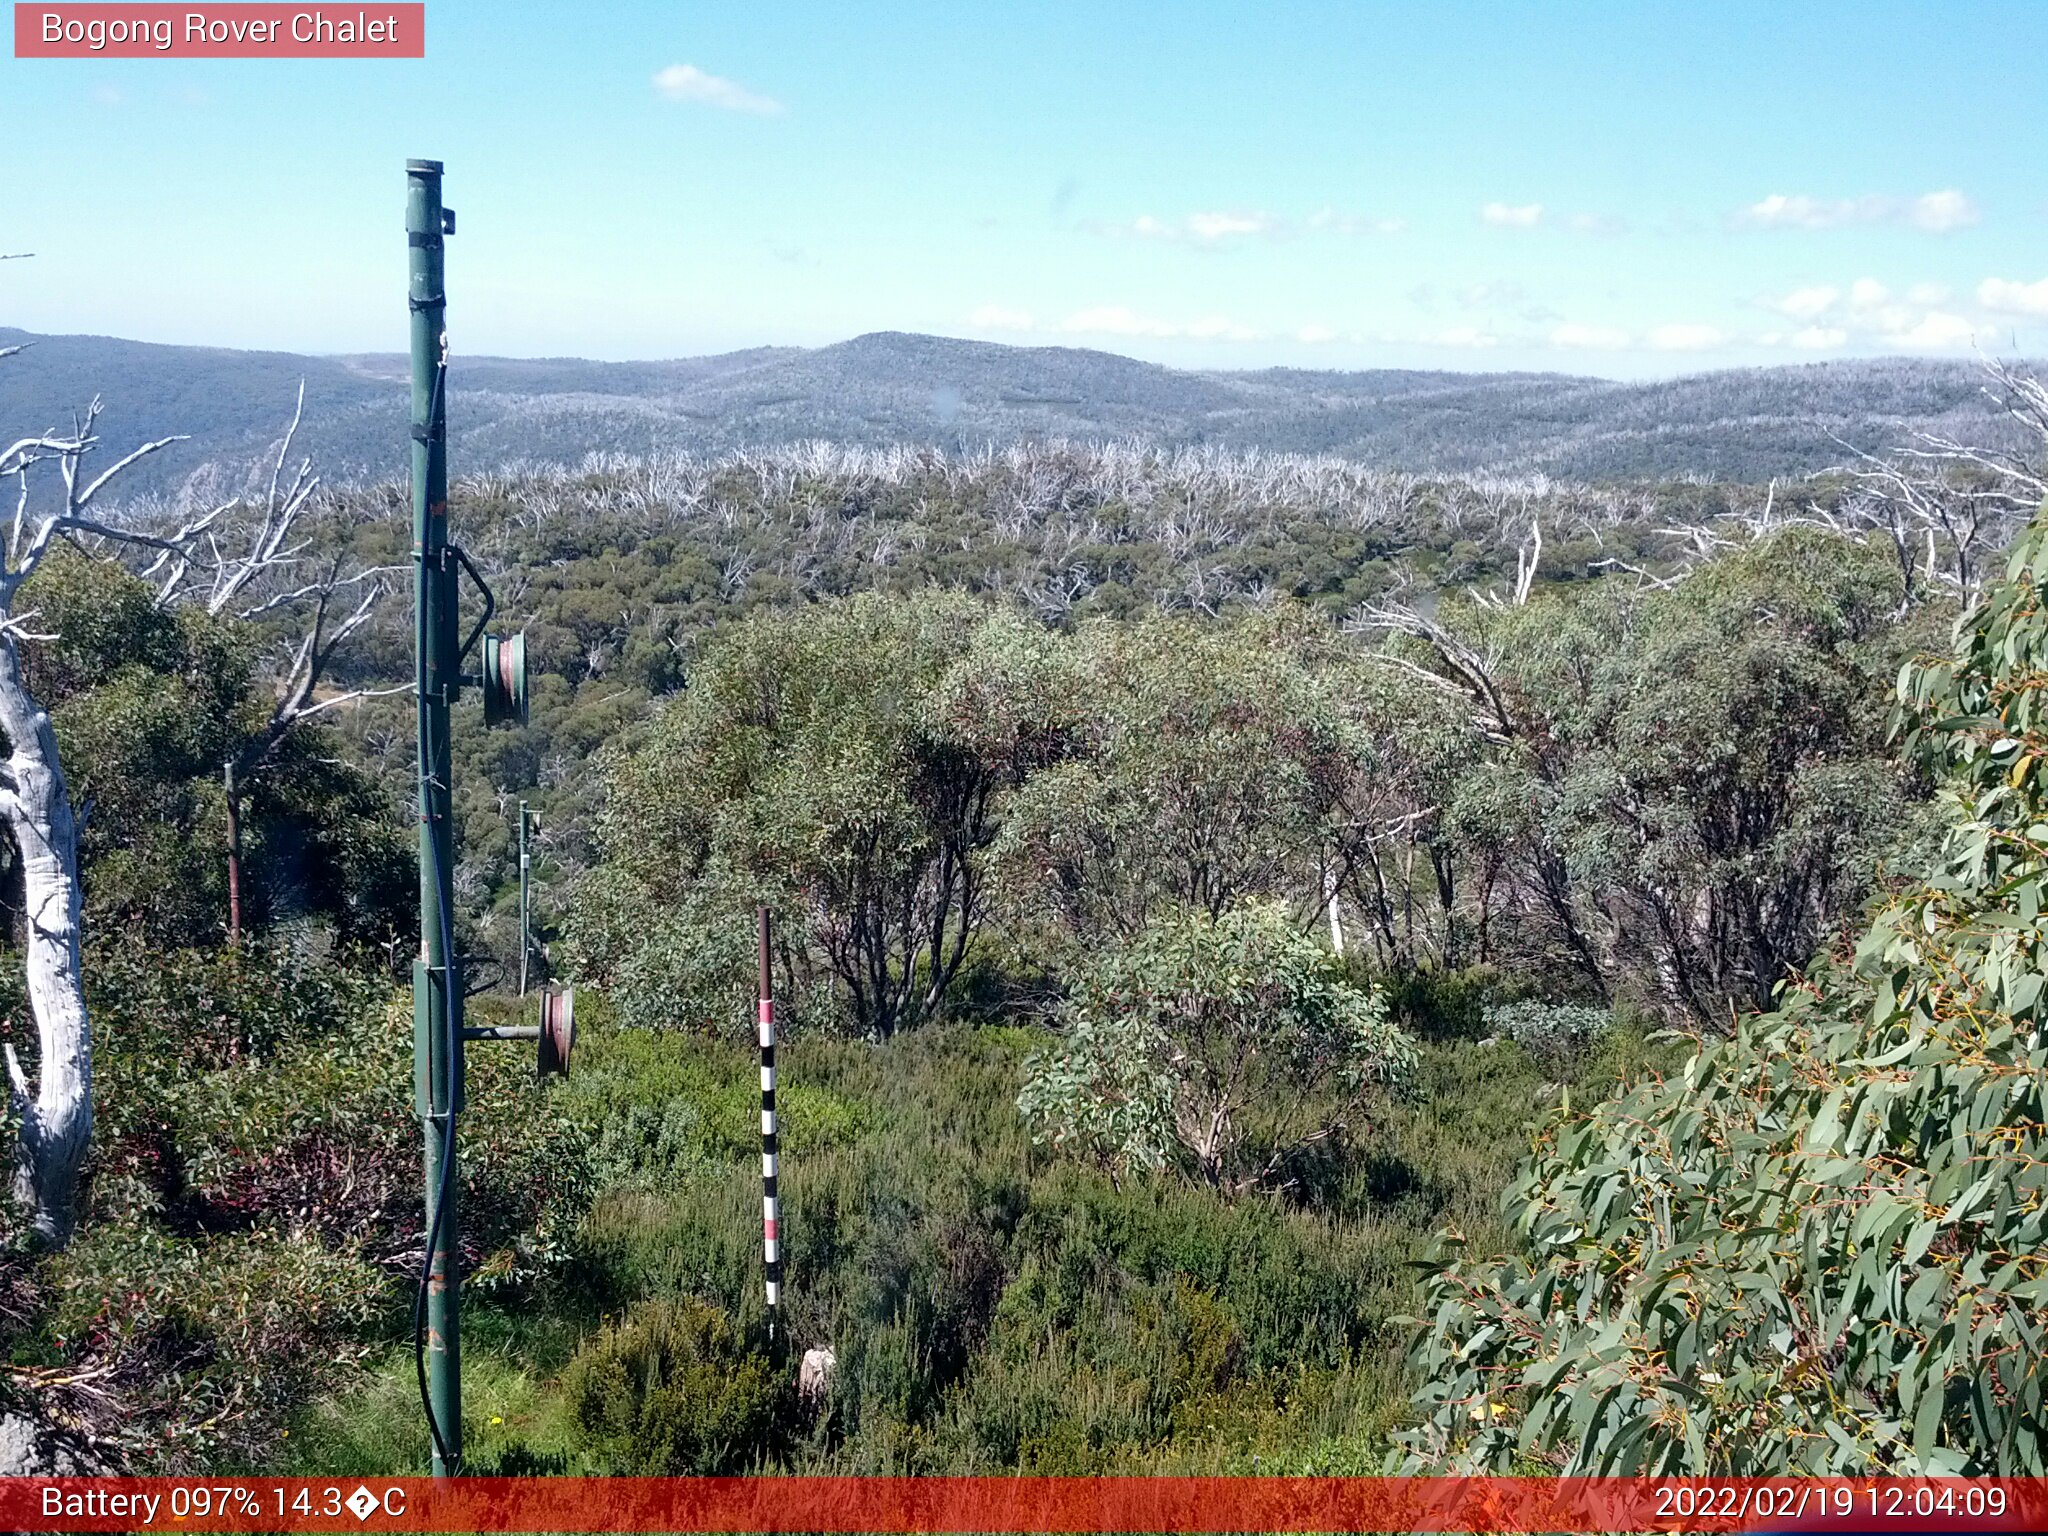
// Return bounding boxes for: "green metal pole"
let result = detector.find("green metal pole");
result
[407,157,462,1480]
[518,801,530,997]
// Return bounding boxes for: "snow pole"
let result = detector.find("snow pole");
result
[759,906,781,1338]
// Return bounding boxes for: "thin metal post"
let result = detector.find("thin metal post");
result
[517,800,531,997]
[758,907,781,1339]
[408,156,462,1480]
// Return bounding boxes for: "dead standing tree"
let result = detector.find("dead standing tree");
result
[0,375,395,1244]
[1813,360,2048,608]
[180,387,405,940]
[0,393,189,1244]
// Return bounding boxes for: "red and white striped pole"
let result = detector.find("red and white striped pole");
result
[758,906,781,1338]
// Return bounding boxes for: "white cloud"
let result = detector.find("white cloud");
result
[1457,281,1524,309]
[1738,193,1891,229]
[1180,316,1264,341]
[1739,194,1878,229]
[652,64,783,115]
[1109,210,1275,243]
[1648,323,1725,351]
[968,305,1035,332]
[1790,326,1849,350]
[1774,285,1840,320]
[1756,326,1846,350]
[1737,190,1979,233]
[1307,207,1405,235]
[1885,311,1976,349]
[1979,276,2048,316]
[1185,211,1276,242]
[89,83,123,106]
[1294,323,1339,344]
[1550,322,1630,350]
[1058,306,1262,341]
[1481,202,1544,228]
[1762,274,1995,351]
[1910,190,1980,232]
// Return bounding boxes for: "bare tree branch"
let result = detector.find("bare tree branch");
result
[1347,601,1516,743]
[0,363,393,1233]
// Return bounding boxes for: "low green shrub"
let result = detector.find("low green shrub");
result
[37,1224,384,1468]
[1373,964,1507,1043]
[1020,901,1414,1193]
[562,1297,788,1473]
[300,1005,1643,1477]
[1484,1000,1612,1076]
[568,1025,868,1189]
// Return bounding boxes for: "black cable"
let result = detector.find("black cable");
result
[413,713,461,1472]
[411,353,461,1474]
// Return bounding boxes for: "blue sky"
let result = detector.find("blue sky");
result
[2,0,2043,376]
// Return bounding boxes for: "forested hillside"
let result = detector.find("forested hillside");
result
[0,326,2034,493]
[1,389,2043,1474]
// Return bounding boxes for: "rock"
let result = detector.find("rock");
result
[0,1412,86,1476]
[798,1345,837,1404]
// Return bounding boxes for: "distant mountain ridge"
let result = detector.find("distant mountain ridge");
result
[0,326,2028,496]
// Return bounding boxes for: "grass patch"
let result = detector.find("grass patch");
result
[298,1006,1676,1473]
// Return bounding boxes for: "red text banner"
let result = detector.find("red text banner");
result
[4,1476,2045,1533]
[14,4,424,57]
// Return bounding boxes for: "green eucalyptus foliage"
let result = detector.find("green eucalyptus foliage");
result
[994,613,1359,942]
[307,459,1932,1023]
[570,592,1063,1039]
[11,550,409,947]
[36,1222,387,1468]
[1394,515,2048,1474]
[574,595,1456,1042]
[1441,528,1938,1018]
[72,932,592,1286]
[1019,900,1416,1193]
[2,934,590,1466]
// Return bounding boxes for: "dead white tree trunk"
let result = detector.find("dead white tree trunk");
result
[0,631,87,1246]
[0,371,390,1243]
[0,396,184,1243]
[1512,513,1542,604]
[1323,863,1346,956]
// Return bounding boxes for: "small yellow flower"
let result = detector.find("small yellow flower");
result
[490,1416,503,1425]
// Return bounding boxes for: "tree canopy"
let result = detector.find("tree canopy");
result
[1019,899,1415,1194]
[1395,512,2048,1474]
[11,551,409,949]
